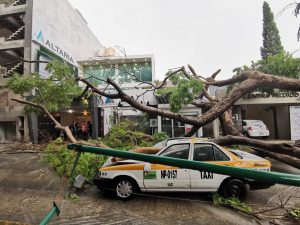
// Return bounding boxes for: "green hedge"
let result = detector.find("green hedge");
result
[44,138,107,181]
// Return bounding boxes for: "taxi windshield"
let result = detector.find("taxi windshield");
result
[229,150,243,159]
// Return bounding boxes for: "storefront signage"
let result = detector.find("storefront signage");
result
[35,31,74,63]
[243,92,299,99]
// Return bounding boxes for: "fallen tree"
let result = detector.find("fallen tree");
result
[78,64,300,168]
[6,59,300,168]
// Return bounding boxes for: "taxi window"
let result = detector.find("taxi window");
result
[213,146,230,161]
[193,144,230,161]
[160,144,190,160]
[193,144,214,161]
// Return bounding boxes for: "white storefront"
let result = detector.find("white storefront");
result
[235,91,300,140]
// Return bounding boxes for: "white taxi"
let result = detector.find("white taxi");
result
[93,138,273,201]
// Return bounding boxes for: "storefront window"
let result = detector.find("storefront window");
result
[162,117,172,137]
[83,65,115,85]
[173,120,185,137]
[118,62,152,83]
[161,117,199,138]
[162,118,186,138]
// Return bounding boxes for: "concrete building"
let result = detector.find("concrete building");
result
[78,55,227,139]
[0,0,103,143]
[156,87,300,140]
[78,54,157,137]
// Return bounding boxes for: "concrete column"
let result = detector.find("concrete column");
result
[213,119,219,138]
[24,115,30,142]
[157,116,162,132]
[171,119,174,137]
[90,95,99,138]
[232,105,243,132]
[198,127,203,137]
[24,0,35,142]
[28,112,38,143]
[23,0,33,75]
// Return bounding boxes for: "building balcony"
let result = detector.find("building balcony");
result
[0,60,23,78]
[0,1,26,16]
[0,38,24,50]
[0,0,26,8]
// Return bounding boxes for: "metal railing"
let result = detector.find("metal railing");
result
[39,202,60,225]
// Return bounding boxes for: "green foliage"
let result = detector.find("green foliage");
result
[235,3,297,80]
[152,132,168,143]
[235,52,300,78]
[7,61,82,112]
[44,138,107,181]
[44,123,168,180]
[253,52,300,79]
[102,120,168,150]
[157,72,203,112]
[156,87,176,96]
[213,193,252,213]
[134,113,151,133]
[260,1,284,59]
[66,193,80,201]
[287,204,300,220]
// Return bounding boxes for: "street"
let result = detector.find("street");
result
[0,144,299,225]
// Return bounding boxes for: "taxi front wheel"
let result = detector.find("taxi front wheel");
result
[220,179,248,201]
[114,177,137,200]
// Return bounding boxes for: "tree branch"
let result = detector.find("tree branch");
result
[219,110,241,136]
[198,68,221,99]
[11,98,77,143]
[212,135,300,159]
[205,72,250,86]
[77,77,120,99]
[252,148,300,169]
[35,88,46,107]
[75,85,90,100]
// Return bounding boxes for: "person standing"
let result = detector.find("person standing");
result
[80,121,88,139]
[69,121,78,137]
[87,121,93,139]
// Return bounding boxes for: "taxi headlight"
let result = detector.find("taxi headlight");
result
[95,171,102,178]
[96,171,108,177]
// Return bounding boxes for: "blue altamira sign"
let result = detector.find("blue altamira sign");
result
[36,31,74,63]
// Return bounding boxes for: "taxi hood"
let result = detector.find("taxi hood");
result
[102,157,141,168]
[230,149,267,161]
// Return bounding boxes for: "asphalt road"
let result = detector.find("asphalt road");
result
[0,145,299,225]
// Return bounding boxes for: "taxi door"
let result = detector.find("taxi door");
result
[143,143,191,189]
[190,143,232,190]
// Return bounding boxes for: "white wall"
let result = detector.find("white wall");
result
[31,0,103,65]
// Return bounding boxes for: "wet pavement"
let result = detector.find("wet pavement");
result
[0,144,299,225]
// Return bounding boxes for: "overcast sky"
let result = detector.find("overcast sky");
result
[69,0,299,80]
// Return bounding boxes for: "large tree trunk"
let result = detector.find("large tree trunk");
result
[219,115,228,136]
[219,110,241,136]
[251,148,300,169]
[212,135,300,168]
